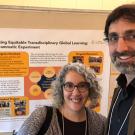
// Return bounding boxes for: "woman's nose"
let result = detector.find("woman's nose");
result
[72,87,81,95]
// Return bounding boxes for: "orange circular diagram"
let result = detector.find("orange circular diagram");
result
[43,67,56,78]
[29,71,41,83]
[44,89,53,99]
[29,85,41,96]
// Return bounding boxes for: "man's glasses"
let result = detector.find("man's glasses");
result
[63,82,90,93]
[104,31,135,45]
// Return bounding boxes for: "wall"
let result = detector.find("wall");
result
[0,0,134,10]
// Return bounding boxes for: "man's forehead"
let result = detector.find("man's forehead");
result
[109,19,135,34]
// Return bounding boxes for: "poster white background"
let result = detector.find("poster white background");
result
[0,28,110,132]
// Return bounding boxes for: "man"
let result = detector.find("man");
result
[104,4,135,135]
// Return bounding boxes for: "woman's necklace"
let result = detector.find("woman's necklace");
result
[62,108,87,135]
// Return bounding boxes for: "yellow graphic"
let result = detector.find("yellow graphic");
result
[43,67,56,78]
[29,84,42,96]
[25,67,60,100]
[0,52,29,77]
[0,96,29,117]
[29,71,41,83]
[68,51,103,75]
[44,89,53,99]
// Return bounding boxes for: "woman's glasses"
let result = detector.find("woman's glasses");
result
[63,82,90,93]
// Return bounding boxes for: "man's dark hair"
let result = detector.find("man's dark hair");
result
[104,4,135,38]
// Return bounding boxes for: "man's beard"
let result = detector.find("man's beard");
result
[111,51,135,74]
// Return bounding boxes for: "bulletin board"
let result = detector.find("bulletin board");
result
[0,6,110,135]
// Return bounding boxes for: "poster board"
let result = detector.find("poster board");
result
[0,7,110,134]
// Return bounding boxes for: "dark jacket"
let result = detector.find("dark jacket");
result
[104,86,135,135]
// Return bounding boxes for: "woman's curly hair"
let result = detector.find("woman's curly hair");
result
[51,62,101,108]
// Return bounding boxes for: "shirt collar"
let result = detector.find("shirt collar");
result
[117,74,127,89]
[117,74,135,96]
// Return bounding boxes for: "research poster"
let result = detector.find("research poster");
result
[0,29,110,132]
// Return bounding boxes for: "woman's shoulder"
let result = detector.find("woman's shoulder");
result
[27,106,54,124]
[31,106,47,117]
[86,108,106,135]
[86,107,106,123]
[17,106,52,135]
[31,105,55,116]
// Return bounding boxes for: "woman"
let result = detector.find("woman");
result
[17,63,106,135]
